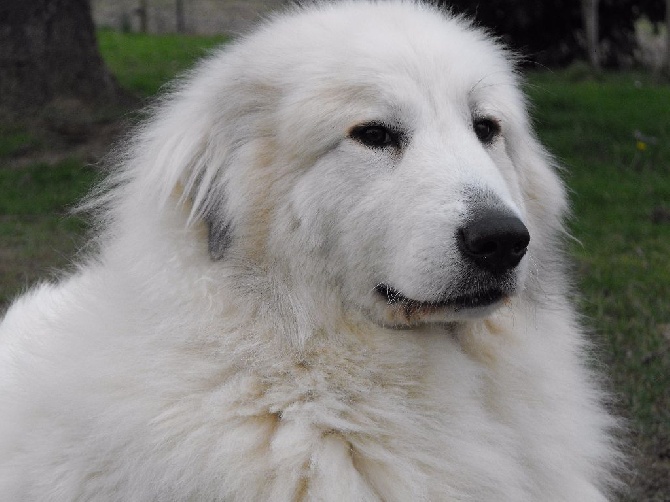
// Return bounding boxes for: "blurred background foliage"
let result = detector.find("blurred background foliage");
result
[444,0,668,68]
[92,0,670,72]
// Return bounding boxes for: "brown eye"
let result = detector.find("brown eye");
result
[473,118,500,144]
[350,123,400,149]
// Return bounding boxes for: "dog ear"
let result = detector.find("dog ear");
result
[206,212,233,261]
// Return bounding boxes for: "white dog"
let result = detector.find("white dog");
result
[0,1,620,500]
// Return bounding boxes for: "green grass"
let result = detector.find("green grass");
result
[0,126,40,158]
[0,160,98,305]
[0,159,99,215]
[526,71,670,439]
[97,29,228,96]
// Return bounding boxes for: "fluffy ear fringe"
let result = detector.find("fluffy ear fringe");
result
[503,87,570,239]
[502,98,575,304]
[79,52,246,257]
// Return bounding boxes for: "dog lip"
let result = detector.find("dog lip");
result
[375,283,505,310]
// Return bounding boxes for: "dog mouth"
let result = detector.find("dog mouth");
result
[375,283,505,311]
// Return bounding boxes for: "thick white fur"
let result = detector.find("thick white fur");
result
[0,1,620,500]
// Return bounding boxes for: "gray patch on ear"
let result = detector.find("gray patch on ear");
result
[206,215,233,261]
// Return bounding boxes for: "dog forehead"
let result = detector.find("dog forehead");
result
[247,1,512,91]
[262,4,513,119]
[215,1,523,157]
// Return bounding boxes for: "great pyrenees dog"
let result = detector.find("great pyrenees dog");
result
[0,1,620,500]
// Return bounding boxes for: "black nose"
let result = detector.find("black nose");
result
[457,212,530,274]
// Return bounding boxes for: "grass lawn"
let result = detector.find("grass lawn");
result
[98,29,228,96]
[526,72,670,442]
[0,31,668,497]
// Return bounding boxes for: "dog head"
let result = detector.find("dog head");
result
[121,1,568,330]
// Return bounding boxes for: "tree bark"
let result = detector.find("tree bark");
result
[666,0,670,75]
[581,0,600,71]
[138,0,148,33]
[0,0,121,113]
[176,0,185,33]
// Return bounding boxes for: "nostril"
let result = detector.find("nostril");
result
[458,214,530,273]
[512,242,526,253]
[467,236,498,256]
[511,238,529,258]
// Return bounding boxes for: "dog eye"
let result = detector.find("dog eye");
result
[350,124,400,149]
[473,118,500,144]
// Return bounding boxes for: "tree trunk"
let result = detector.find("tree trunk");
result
[0,0,121,114]
[176,0,185,33]
[138,0,148,33]
[581,0,600,70]
[666,0,670,75]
